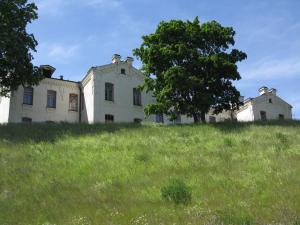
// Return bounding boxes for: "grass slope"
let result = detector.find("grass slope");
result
[0,121,299,225]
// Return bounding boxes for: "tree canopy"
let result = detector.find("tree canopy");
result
[133,17,247,123]
[0,0,41,96]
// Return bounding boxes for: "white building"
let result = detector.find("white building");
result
[0,55,159,124]
[2,55,286,124]
[236,86,292,122]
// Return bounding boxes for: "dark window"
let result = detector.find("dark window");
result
[105,83,114,101]
[47,90,56,108]
[279,114,284,120]
[23,87,33,105]
[69,93,78,111]
[121,68,126,75]
[209,116,216,123]
[156,114,164,123]
[22,117,32,123]
[260,111,267,121]
[134,118,142,123]
[174,114,181,124]
[133,88,142,106]
[105,114,114,123]
[269,98,272,103]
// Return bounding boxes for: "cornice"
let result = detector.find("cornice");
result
[42,78,80,89]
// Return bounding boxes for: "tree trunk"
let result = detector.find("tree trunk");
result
[193,113,200,123]
[200,111,206,123]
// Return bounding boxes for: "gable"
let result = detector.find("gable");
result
[253,93,292,108]
[88,62,145,82]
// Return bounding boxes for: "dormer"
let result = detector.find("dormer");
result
[40,65,56,78]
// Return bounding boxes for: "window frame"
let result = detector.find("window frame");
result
[22,117,32,123]
[156,114,164,123]
[69,93,79,112]
[121,68,126,75]
[134,118,142,123]
[105,83,114,102]
[47,90,57,108]
[23,87,34,105]
[105,114,114,123]
[133,88,142,106]
[260,111,267,121]
[209,116,216,123]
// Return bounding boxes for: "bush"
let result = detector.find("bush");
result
[161,179,192,205]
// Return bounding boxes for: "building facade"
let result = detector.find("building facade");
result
[0,55,159,124]
[0,56,292,124]
[236,86,293,122]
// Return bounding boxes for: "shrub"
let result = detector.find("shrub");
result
[161,179,192,205]
[135,152,150,162]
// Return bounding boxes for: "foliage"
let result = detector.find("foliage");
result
[0,0,41,96]
[0,121,299,224]
[161,179,192,205]
[134,17,247,122]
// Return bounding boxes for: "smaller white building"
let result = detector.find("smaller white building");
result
[236,86,292,122]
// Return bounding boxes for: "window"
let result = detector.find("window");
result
[209,116,216,123]
[260,111,267,121]
[269,98,272,103]
[105,114,114,123]
[23,87,33,105]
[134,118,142,123]
[121,68,126,75]
[105,83,114,101]
[174,114,181,124]
[47,90,56,108]
[279,114,284,120]
[156,114,164,123]
[69,94,78,111]
[133,88,142,106]
[22,117,32,123]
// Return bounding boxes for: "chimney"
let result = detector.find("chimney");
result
[259,86,268,95]
[59,75,64,80]
[126,56,134,66]
[112,54,121,63]
[269,88,277,95]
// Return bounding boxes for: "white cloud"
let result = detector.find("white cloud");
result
[34,0,68,16]
[85,0,121,9]
[34,0,121,16]
[48,44,80,60]
[241,57,300,80]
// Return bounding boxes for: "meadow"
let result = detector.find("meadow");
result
[0,121,299,225]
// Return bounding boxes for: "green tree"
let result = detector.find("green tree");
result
[0,0,41,96]
[133,17,247,123]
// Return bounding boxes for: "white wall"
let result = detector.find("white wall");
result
[237,92,292,122]
[237,103,254,122]
[81,72,94,123]
[0,95,10,123]
[8,78,80,123]
[252,93,292,120]
[91,62,156,123]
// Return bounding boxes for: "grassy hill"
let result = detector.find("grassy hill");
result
[0,121,299,225]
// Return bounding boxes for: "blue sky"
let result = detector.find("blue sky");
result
[29,0,300,118]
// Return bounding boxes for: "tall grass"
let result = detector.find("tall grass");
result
[0,121,299,224]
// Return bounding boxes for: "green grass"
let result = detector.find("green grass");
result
[0,121,299,225]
